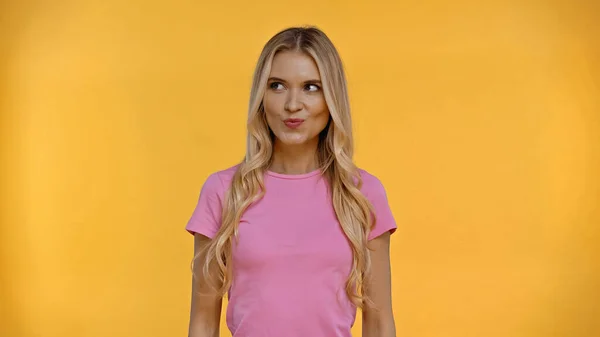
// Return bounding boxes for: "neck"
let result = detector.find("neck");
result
[269,139,319,175]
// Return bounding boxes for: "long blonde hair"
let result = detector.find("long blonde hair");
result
[195,26,377,309]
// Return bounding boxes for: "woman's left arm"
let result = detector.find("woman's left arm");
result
[362,231,396,337]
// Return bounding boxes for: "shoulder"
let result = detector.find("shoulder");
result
[357,168,388,197]
[210,164,239,185]
[201,164,240,196]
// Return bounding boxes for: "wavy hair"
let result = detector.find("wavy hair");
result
[194,26,377,309]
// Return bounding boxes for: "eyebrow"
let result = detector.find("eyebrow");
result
[268,77,322,84]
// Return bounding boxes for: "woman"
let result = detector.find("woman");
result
[186,26,397,337]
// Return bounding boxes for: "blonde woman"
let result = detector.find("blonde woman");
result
[186,26,397,337]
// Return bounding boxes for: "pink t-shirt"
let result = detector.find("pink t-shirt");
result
[186,165,396,337]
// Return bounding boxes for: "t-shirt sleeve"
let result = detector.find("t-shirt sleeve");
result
[185,172,225,239]
[363,175,397,241]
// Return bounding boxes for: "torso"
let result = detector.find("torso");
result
[225,167,355,337]
[187,164,395,337]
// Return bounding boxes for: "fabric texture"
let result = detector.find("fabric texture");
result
[186,165,397,337]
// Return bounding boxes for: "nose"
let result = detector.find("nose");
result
[284,89,303,113]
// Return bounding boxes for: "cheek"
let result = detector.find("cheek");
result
[263,94,282,128]
[308,99,330,131]
[313,113,330,135]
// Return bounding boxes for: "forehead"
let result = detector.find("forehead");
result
[269,51,321,80]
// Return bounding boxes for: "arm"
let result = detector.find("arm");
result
[362,231,396,337]
[188,234,223,337]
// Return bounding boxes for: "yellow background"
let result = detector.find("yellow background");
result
[1,1,598,336]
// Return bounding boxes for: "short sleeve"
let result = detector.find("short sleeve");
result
[361,172,397,241]
[185,172,225,239]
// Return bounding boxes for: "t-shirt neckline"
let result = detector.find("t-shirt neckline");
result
[266,168,323,180]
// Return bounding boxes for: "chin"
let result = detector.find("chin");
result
[281,138,308,146]
[277,133,309,146]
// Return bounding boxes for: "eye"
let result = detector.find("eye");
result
[269,82,284,90]
[305,84,321,92]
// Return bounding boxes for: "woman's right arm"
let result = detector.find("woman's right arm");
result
[188,234,223,337]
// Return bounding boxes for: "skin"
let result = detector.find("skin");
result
[364,231,397,337]
[264,50,330,175]
[189,235,221,337]
[188,50,395,337]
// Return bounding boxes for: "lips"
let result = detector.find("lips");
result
[283,118,304,129]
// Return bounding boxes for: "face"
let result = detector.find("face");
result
[263,51,330,147]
